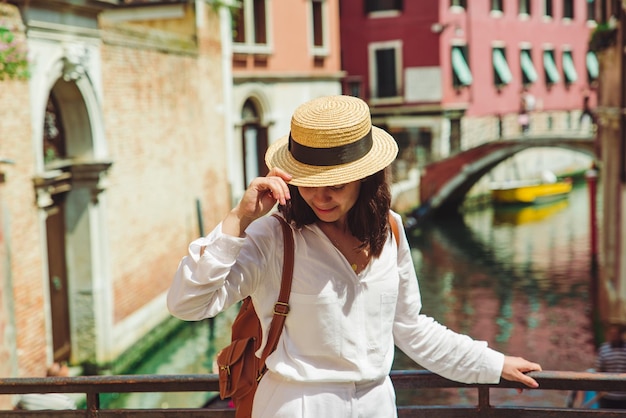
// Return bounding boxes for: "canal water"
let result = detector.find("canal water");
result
[108,179,598,409]
[394,179,598,408]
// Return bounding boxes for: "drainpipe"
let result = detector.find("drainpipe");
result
[218,1,236,208]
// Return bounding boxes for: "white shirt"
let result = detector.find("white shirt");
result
[16,394,76,410]
[167,212,504,384]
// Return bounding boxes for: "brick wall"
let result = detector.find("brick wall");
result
[0,2,232,386]
[0,2,48,383]
[99,9,230,324]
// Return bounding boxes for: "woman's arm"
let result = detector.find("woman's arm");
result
[167,168,291,320]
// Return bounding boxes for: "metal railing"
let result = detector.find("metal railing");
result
[2,370,626,417]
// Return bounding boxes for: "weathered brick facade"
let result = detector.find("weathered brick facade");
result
[0,4,43,404]
[100,12,230,324]
[0,1,231,390]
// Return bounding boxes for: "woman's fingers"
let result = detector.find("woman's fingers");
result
[240,170,292,215]
[262,168,292,206]
[501,356,542,388]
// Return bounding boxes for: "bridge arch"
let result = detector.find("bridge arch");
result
[410,135,597,222]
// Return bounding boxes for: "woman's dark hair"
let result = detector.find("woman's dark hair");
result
[279,168,392,257]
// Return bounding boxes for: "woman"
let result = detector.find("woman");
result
[167,95,542,417]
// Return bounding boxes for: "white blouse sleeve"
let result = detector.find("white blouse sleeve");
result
[166,217,281,321]
[391,213,505,384]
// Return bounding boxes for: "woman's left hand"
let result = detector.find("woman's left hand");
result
[501,356,542,389]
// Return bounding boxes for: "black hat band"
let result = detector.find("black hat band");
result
[288,129,373,167]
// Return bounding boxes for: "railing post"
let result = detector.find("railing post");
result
[477,386,490,417]
[86,392,99,417]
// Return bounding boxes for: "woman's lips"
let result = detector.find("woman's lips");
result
[314,206,335,214]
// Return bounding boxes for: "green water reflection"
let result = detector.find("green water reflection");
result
[394,181,597,407]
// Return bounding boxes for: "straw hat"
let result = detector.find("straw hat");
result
[265,95,398,187]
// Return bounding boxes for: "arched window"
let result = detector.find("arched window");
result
[241,99,268,188]
[43,93,67,165]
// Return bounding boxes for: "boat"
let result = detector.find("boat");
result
[491,173,573,205]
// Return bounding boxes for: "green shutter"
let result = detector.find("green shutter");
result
[562,51,578,83]
[492,48,512,84]
[543,50,560,83]
[520,50,538,83]
[452,47,473,86]
[586,51,599,79]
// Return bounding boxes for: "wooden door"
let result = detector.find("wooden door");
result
[46,197,71,363]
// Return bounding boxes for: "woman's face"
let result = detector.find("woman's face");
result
[298,181,361,224]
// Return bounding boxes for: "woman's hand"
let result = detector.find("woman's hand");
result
[501,356,542,390]
[222,168,292,237]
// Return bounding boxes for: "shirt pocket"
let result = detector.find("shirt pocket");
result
[365,292,398,355]
[286,291,341,357]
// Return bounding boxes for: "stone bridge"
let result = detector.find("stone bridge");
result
[409,134,596,223]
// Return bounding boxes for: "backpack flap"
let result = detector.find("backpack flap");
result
[216,337,258,399]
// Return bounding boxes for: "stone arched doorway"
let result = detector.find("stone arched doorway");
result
[34,76,111,365]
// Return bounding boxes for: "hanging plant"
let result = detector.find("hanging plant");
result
[205,0,241,41]
[589,19,618,53]
[0,18,29,81]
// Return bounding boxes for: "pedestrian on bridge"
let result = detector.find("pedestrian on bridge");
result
[596,324,626,409]
[167,95,542,418]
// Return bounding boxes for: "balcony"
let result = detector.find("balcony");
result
[2,370,626,416]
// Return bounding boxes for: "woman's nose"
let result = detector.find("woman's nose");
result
[312,187,331,200]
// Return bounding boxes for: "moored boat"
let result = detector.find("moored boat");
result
[491,179,573,204]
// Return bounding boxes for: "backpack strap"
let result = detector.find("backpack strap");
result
[258,214,294,376]
[388,212,400,248]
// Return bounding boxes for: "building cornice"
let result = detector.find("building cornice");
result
[234,71,346,83]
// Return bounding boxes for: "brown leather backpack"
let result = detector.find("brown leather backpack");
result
[216,214,294,418]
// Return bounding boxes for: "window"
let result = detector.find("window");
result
[491,0,503,12]
[520,49,538,84]
[376,49,397,97]
[587,0,596,21]
[369,41,402,100]
[519,0,531,15]
[451,0,467,8]
[43,94,67,165]
[364,0,402,13]
[562,50,578,84]
[544,0,553,17]
[232,0,269,53]
[241,99,268,188]
[451,45,472,87]
[563,0,574,19]
[543,49,560,84]
[492,47,512,85]
[310,0,328,55]
[586,51,599,81]
[233,6,245,43]
[343,76,363,98]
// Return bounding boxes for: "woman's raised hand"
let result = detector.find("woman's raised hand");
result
[222,168,292,237]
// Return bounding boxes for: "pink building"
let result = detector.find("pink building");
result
[340,0,598,182]
[228,0,344,204]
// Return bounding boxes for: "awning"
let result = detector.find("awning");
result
[543,50,560,83]
[452,47,473,86]
[520,50,538,83]
[492,48,512,84]
[562,51,578,83]
[586,51,599,79]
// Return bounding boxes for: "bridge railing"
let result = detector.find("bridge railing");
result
[1,370,626,417]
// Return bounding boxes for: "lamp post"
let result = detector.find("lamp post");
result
[586,165,599,272]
